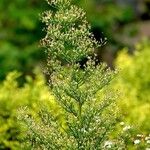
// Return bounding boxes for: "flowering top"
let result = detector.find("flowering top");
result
[41,0,99,64]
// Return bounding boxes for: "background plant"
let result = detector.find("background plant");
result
[0,69,59,150]
[114,39,150,134]
[0,0,47,80]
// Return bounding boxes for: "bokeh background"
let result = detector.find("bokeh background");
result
[0,0,150,149]
[0,0,150,80]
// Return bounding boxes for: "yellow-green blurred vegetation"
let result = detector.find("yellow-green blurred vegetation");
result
[114,39,150,133]
[0,70,62,149]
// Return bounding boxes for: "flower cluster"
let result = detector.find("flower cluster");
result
[41,0,99,64]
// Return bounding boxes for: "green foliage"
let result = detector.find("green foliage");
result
[77,0,134,30]
[0,70,56,150]
[0,0,47,80]
[19,0,129,149]
[114,39,150,133]
[76,0,135,45]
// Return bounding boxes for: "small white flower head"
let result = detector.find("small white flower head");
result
[145,137,150,141]
[123,125,131,131]
[134,139,141,145]
[104,141,113,149]
[120,122,125,126]
[147,140,150,144]
[137,134,143,137]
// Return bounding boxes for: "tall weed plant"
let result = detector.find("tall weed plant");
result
[19,0,128,149]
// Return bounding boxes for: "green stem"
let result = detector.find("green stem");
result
[78,102,82,122]
[78,102,83,149]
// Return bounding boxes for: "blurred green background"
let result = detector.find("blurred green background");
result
[0,0,150,149]
[0,0,149,80]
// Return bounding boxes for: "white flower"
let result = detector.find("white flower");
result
[104,141,113,149]
[120,122,125,126]
[134,139,141,145]
[123,125,131,131]
[145,137,150,141]
[137,134,143,137]
[147,140,150,144]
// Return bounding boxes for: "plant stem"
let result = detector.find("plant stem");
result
[78,102,82,122]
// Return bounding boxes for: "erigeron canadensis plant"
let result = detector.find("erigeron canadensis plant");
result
[19,0,128,149]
